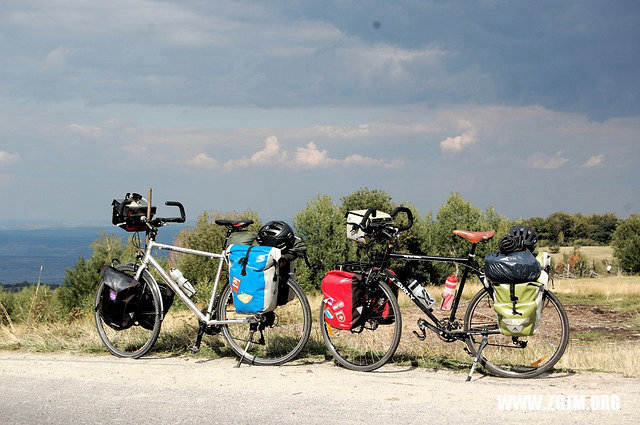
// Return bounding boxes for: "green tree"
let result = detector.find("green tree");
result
[424,193,510,283]
[546,212,574,245]
[58,232,137,315]
[293,195,344,291]
[611,215,640,273]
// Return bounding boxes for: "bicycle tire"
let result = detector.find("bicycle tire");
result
[464,286,569,378]
[321,280,402,372]
[216,277,312,365]
[94,264,162,358]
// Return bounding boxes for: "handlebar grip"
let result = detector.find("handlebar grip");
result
[391,206,413,232]
[359,208,378,231]
[165,201,186,223]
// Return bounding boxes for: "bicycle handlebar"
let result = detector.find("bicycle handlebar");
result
[153,201,186,224]
[358,208,378,231]
[391,206,413,232]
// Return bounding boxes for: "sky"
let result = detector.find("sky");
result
[1,0,639,227]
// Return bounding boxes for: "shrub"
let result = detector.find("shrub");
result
[611,215,640,273]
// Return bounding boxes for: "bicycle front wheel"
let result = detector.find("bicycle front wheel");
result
[464,287,569,378]
[321,281,402,372]
[94,264,162,358]
[216,278,312,365]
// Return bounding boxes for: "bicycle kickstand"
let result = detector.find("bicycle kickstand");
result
[189,323,206,353]
[236,323,258,368]
[466,334,488,382]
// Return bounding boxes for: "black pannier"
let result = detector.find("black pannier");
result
[112,193,156,232]
[98,266,143,330]
[484,250,542,284]
[276,238,310,306]
[134,281,175,330]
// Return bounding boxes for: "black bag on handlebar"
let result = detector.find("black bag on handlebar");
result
[97,266,143,330]
[112,193,156,232]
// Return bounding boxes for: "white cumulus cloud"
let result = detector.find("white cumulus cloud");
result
[66,124,102,138]
[220,136,401,171]
[580,154,605,168]
[294,142,335,168]
[440,120,477,153]
[186,153,218,169]
[529,151,569,170]
[0,151,21,166]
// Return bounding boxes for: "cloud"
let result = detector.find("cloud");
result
[580,154,605,168]
[223,136,286,170]
[529,151,569,170]
[0,151,20,166]
[186,153,219,169]
[294,142,335,168]
[220,136,400,171]
[440,121,477,153]
[44,46,73,71]
[66,124,102,138]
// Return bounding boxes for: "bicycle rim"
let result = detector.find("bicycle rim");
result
[94,264,162,358]
[321,281,402,372]
[217,279,312,365]
[464,287,569,378]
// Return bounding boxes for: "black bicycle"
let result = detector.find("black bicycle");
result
[320,207,569,378]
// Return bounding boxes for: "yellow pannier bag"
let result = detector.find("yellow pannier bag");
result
[492,282,544,336]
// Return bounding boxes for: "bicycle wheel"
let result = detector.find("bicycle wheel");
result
[217,277,312,365]
[464,286,569,378]
[321,281,402,372]
[94,264,162,358]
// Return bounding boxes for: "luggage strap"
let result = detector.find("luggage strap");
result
[239,246,278,281]
[239,246,255,276]
[510,283,522,316]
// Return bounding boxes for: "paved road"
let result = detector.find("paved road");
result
[1,352,638,424]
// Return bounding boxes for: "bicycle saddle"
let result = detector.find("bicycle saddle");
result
[452,229,495,243]
[215,219,254,229]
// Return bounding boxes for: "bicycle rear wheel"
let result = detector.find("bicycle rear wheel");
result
[464,287,569,378]
[216,277,312,365]
[321,280,402,372]
[94,264,162,358]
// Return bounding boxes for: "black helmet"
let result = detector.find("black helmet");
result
[506,224,538,251]
[498,234,523,254]
[258,221,295,250]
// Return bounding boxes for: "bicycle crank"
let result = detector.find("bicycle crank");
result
[413,318,428,341]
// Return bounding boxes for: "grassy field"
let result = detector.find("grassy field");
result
[540,245,614,264]
[1,274,639,377]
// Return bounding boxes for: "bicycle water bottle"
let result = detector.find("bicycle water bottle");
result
[407,279,435,310]
[440,275,457,311]
[170,268,196,297]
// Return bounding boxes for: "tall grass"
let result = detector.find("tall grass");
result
[2,276,639,377]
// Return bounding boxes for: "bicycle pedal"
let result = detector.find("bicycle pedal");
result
[413,327,427,341]
[463,346,472,357]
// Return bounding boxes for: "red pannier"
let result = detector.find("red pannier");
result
[321,270,364,330]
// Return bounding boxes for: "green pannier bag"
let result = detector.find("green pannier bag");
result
[228,230,257,246]
[492,282,544,336]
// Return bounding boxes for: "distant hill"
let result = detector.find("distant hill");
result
[0,226,183,285]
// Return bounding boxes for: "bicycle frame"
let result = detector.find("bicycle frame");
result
[374,241,500,340]
[134,238,254,327]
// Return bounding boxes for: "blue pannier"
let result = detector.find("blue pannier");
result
[227,244,282,314]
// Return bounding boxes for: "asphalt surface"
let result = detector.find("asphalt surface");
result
[1,352,638,424]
